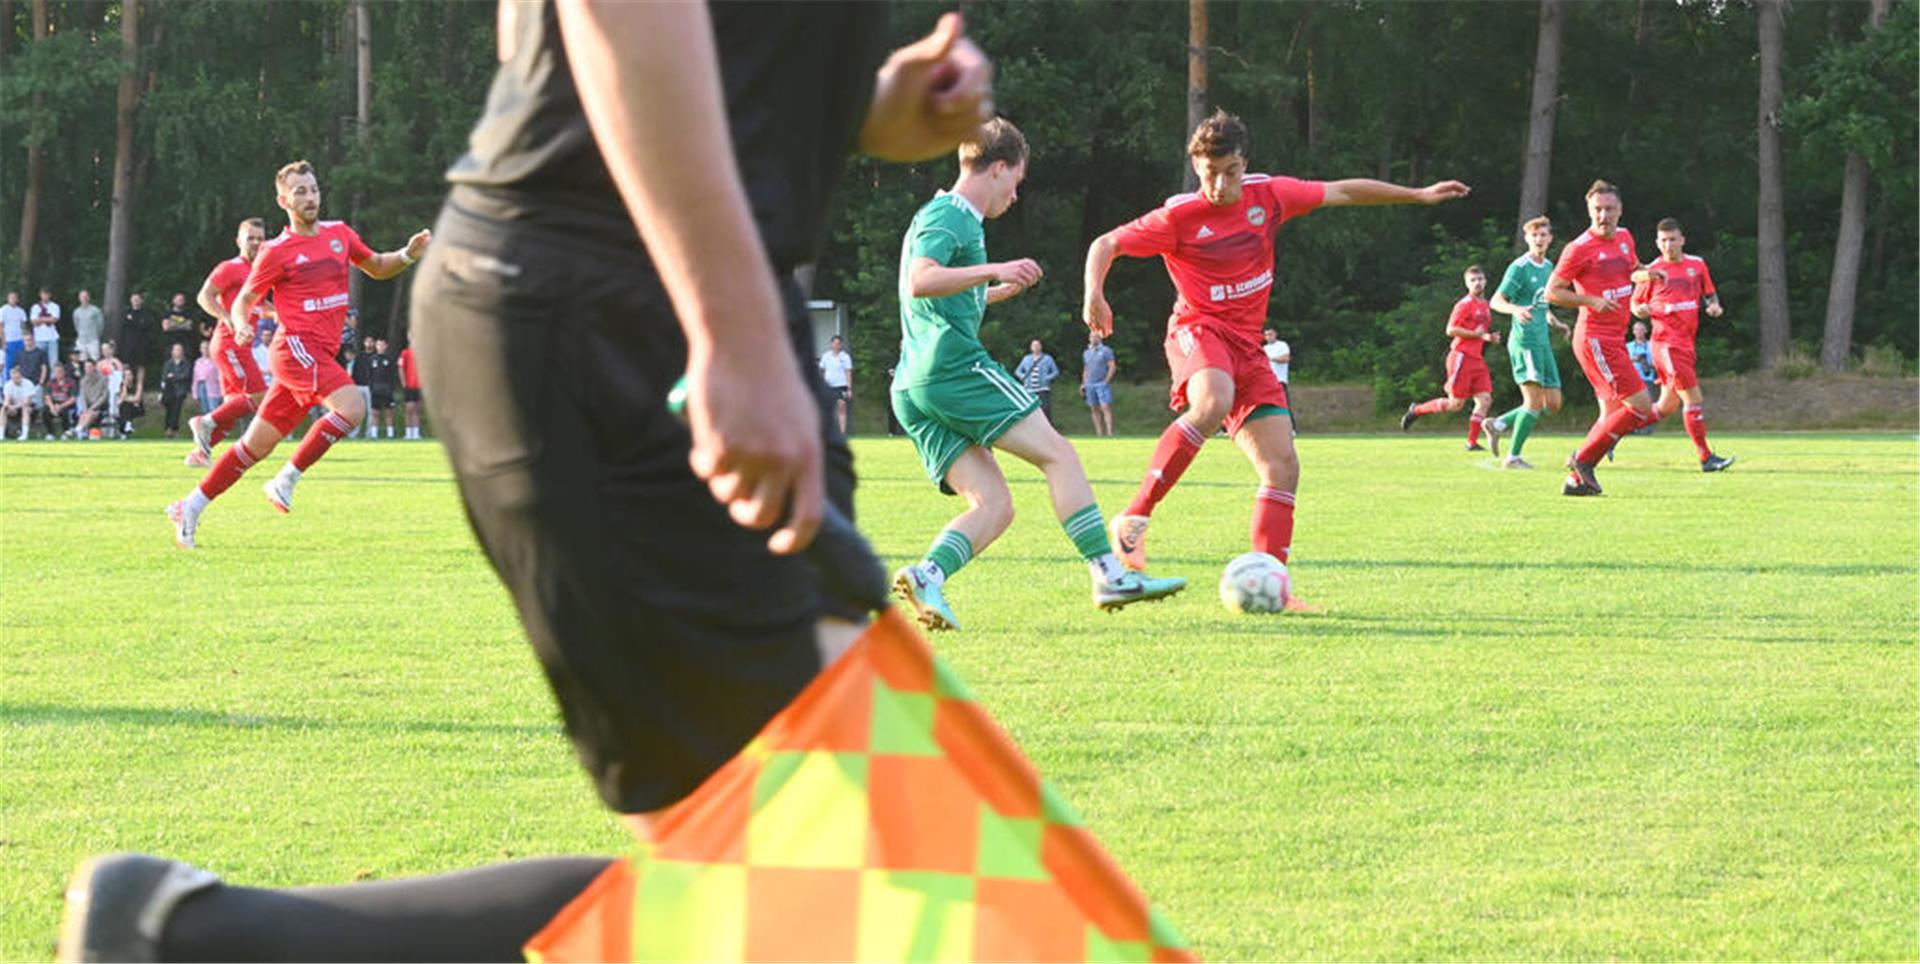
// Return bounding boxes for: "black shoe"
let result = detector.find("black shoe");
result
[1564,455,1603,495]
[57,854,221,963]
[1701,454,1735,472]
[1400,404,1418,431]
[1561,475,1599,496]
[1465,442,1486,451]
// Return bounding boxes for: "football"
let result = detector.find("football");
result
[1218,551,1290,614]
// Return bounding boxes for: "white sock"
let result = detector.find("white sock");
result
[278,463,303,483]
[184,489,210,514]
[1089,553,1127,583]
[917,560,947,588]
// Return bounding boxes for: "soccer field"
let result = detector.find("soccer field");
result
[3,432,1915,961]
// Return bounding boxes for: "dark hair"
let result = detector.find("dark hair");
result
[1656,217,1684,234]
[238,217,266,233]
[275,160,315,192]
[958,118,1028,173]
[1585,179,1621,200]
[1188,109,1250,159]
[1465,264,1486,276]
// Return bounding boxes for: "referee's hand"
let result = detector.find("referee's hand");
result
[684,348,823,555]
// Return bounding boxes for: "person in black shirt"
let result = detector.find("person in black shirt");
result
[59,4,996,961]
[158,343,194,438]
[365,336,398,438]
[117,293,154,402]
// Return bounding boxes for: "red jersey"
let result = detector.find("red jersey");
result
[1552,227,1639,337]
[203,256,268,352]
[1447,296,1492,356]
[1632,254,1716,345]
[399,346,420,390]
[1113,174,1326,332]
[244,221,372,355]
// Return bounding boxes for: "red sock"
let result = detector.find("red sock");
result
[1575,407,1658,464]
[1467,413,1484,445]
[1412,398,1452,416]
[291,411,356,471]
[1124,418,1207,517]
[198,439,263,500]
[1252,486,1295,564]
[206,395,255,445]
[1683,405,1711,460]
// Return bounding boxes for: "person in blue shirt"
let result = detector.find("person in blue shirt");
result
[1626,321,1659,436]
[1082,330,1116,436]
[1013,338,1060,426]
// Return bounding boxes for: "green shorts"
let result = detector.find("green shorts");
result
[892,359,1041,491]
[1508,340,1561,390]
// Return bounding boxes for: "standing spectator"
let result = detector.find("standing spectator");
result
[192,339,221,417]
[1013,338,1060,426]
[41,361,77,438]
[397,342,422,439]
[160,343,194,438]
[73,359,109,439]
[3,368,37,440]
[349,342,375,438]
[1627,320,1658,435]
[817,334,853,435]
[72,289,104,360]
[1082,330,1116,436]
[161,292,201,360]
[1262,328,1295,431]
[251,332,273,388]
[97,342,125,437]
[1,291,26,378]
[30,288,61,364]
[118,293,155,403]
[367,337,398,438]
[16,332,49,388]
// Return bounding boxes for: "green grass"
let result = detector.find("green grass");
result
[3,432,1915,961]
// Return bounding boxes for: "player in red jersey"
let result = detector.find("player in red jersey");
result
[1632,217,1731,471]
[397,343,422,439]
[185,217,272,467]
[1083,110,1468,603]
[1400,265,1503,451]
[169,160,430,547]
[1549,180,1658,496]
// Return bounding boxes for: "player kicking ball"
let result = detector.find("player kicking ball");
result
[1085,110,1467,606]
[1632,217,1733,472]
[168,161,430,547]
[1400,264,1502,452]
[1482,216,1571,469]
[891,118,1184,630]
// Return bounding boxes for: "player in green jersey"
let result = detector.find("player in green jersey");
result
[1483,216,1570,469]
[890,119,1184,630]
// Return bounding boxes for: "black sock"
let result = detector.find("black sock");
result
[160,857,613,963]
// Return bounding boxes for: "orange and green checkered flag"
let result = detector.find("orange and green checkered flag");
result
[525,609,1197,963]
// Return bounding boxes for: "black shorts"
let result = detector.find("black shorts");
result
[829,385,850,402]
[370,388,394,410]
[410,200,864,815]
[403,387,422,403]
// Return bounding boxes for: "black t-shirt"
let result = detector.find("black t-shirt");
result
[351,354,373,386]
[445,1,889,271]
[366,353,397,392]
[119,307,154,354]
[15,347,47,384]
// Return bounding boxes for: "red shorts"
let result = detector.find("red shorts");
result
[1444,350,1492,399]
[1651,340,1698,392]
[1572,325,1646,403]
[1163,318,1290,436]
[258,334,353,434]
[212,336,267,398]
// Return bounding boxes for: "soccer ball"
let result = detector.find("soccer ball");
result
[1218,552,1290,614]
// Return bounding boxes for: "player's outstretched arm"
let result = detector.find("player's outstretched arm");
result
[1322,179,1471,208]
[859,12,994,162]
[910,258,1039,300]
[1081,231,1124,335]
[357,230,434,281]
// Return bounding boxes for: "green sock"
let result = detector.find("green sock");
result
[924,529,974,580]
[1509,408,1540,456]
[1061,504,1112,560]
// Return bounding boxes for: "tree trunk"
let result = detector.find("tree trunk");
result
[1818,0,1890,372]
[16,0,49,280]
[1755,0,1791,368]
[1515,0,1562,243]
[1182,0,1207,192]
[103,0,139,338]
[0,0,14,59]
[349,0,371,309]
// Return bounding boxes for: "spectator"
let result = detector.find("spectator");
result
[16,332,49,388]
[1627,320,1658,435]
[251,331,273,388]
[161,292,201,360]
[73,359,109,439]
[41,361,76,438]
[1014,338,1060,426]
[1,291,25,378]
[398,342,422,439]
[367,336,398,438]
[2,367,35,439]
[818,334,853,435]
[97,341,125,436]
[30,287,61,364]
[885,362,905,436]
[119,293,154,402]
[192,339,221,417]
[72,289,104,360]
[160,342,194,438]
[1262,327,1295,431]
[62,346,84,386]
[1082,330,1116,437]
[349,338,375,438]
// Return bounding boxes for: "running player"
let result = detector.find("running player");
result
[185,218,271,467]
[168,160,430,547]
[891,118,1184,630]
[1549,180,1659,496]
[1085,110,1468,598]
[1400,264,1501,451]
[1483,216,1571,469]
[1632,217,1732,471]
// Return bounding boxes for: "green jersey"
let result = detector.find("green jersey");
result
[1495,253,1556,347]
[895,192,990,387]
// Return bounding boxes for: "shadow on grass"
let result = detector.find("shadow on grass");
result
[1,701,560,737]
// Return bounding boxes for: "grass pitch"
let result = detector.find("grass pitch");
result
[3,431,1915,961]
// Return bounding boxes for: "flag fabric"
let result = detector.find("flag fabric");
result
[526,609,1197,963]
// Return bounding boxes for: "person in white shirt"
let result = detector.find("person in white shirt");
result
[2,367,37,439]
[30,288,61,364]
[1,291,26,382]
[1262,328,1295,431]
[72,289,104,360]
[818,334,853,435]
